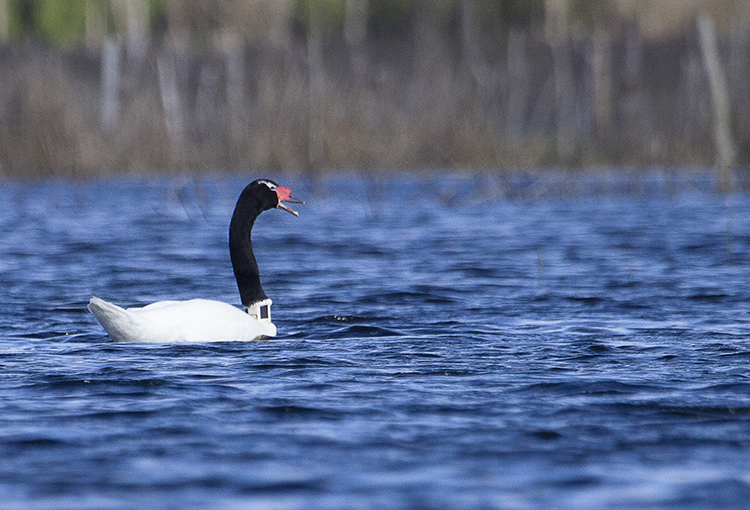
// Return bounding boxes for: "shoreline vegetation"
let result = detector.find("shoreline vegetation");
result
[0,1,749,184]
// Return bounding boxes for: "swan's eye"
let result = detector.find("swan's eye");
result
[259,180,277,191]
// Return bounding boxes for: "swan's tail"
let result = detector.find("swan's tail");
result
[88,296,138,342]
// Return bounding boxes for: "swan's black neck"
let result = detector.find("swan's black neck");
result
[228,181,278,308]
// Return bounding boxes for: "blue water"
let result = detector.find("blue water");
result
[2,172,750,509]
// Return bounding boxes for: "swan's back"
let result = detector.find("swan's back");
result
[88,296,276,343]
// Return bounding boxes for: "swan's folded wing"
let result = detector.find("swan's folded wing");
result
[89,297,276,342]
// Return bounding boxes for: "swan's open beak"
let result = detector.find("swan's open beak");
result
[275,186,304,217]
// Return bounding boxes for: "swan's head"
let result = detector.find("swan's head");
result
[257,180,305,217]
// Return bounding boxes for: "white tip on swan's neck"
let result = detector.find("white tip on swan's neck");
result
[245,298,273,322]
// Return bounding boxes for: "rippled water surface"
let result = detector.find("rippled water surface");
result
[2,172,750,509]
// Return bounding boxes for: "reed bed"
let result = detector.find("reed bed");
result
[0,24,749,179]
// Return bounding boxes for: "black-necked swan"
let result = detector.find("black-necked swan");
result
[88,179,303,343]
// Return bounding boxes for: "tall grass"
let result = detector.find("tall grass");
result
[0,22,749,178]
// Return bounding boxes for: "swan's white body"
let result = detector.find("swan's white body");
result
[89,296,276,343]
